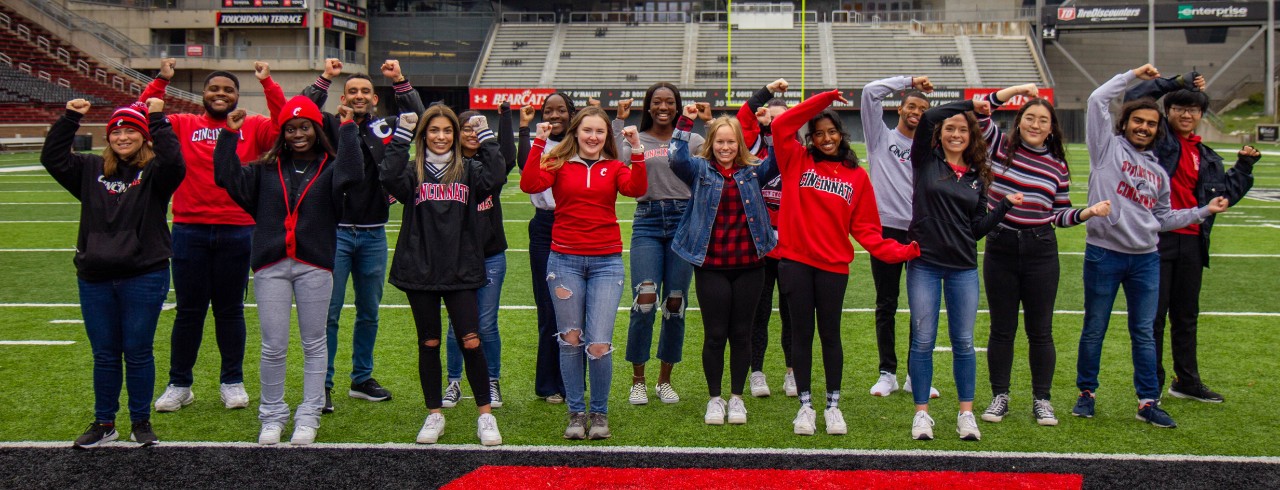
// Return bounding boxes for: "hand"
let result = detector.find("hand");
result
[1005,192,1025,206]
[833,93,850,105]
[158,58,176,80]
[397,112,419,131]
[254,61,270,80]
[617,98,633,120]
[1190,73,1206,91]
[519,105,535,127]
[695,102,713,122]
[755,106,771,126]
[767,78,788,93]
[621,125,640,148]
[587,97,601,108]
[1239,145,1261,158]
[66,99,91,114]
[1012,83,1039,98]
[1207,196,1229,214]
[468,114,489,133]
[1085,200,1112,219]
[498,102,510,115]
[912,76,934,93]
[226,109,247,132]
[381,60,403,81]
[1132,64,1160,80]
[973,99,993,116]
[337,105,354,124]
[322,58,343,80]
[534,122,552,140]
[683,104,699,118]
[145,97,165,113]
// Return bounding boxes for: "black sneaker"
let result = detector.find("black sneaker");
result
[1137,401,1177,428]
[323,388,335,414]
[488,379,504,408]
[350,378,391,402]
[1168,382,1224,403]
[129,420,158,447]
[73,422,118,449]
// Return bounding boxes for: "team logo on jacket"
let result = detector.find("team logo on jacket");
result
[888,143,911,163]
[600,167,608,177]
[370,118,393,144]
[98,172,142,195]
[1115,160,1161,210]
[478,195,494,211]
[798,169,854,204]
[414,182,470,205]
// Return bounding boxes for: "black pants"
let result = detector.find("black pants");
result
[869,227,910,375]
[778,259,849,397]
[405,289,492,409]
[750,257,793,371]
[528,209,566,398]
[983,225,1059,400]
[696,266,765,397]
[1154,231,1205,390]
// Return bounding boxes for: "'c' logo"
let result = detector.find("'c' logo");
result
[292,107,302,117]
[600,168,608,177]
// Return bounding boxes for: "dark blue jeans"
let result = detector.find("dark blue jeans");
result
[168,223,252,387]
[1077,244,1161,401]
[79,269,170,423]
[326,226,388,388]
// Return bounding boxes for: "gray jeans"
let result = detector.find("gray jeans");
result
[255,259,332,428]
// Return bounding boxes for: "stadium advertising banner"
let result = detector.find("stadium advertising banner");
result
[217,12,307,27]
[964,88,1056,110]
[1049,2,1269,27]
[324,0,367,18]
[222,0,306,8]
[323,12,366,36]
[469,88,975,111]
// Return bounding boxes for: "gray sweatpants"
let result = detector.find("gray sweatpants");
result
[255,258,332,429]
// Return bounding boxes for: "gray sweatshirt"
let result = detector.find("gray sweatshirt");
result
[1085,71,1211,254]
[862,76,917,231]
[616,118,704,202]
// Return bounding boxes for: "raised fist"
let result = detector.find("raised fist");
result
[397,111,419,131]
[145,97,165,113]
[381,60,403,81]
[226,109,247,131]
[767,78,789,93]
[324,58,343,80]
[617,98,634,120]
[254,61,271,80]
[1132,64,1160,80]
[912,76,935,93]
[535,122,552,140]
[467,114,489,134]
[158,58,177,80]
[587,97,601,108]
[621,125,640,148]
[66,99,91,114]
[755,106,771,126]
[683,104,699,118]
[519,105,536,127]
[694,102,713,122]
[973,99,993,116]
[337,105,354,124]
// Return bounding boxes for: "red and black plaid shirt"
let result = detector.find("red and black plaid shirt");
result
[703,165,761,269]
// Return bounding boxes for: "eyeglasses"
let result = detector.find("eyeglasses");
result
[460,127,477,135]
[1168,106,1202,116]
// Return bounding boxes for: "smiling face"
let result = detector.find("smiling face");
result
[1124,108,1160,150]
[109,127,145,160]
[542,94,570,137]
[460,118,480,152]
[282,118,317,156]
[1018,104,1053,148]
[897,95,929,132]
[648,87,677,128]
[712,125,739,166]
[340,77,378,116]
[202,76,238,119]
[811,117,842,157]
[939,113,971,159]
[424,116,455,155]
[575,114,609,160]
[1167,104,1202,137]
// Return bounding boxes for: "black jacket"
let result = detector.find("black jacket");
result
[214,122,362,271]
[380,124,505,291]
[909,100,1013,269]
[303,79,425,226]
[475,107,518,257]
[41,110,185,281]
[1124,76,1257,267]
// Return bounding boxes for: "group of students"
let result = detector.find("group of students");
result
[46,56,1257,448]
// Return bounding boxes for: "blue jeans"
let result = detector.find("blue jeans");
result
[906,260,979,406]
[447,253,506,381]
[548,251,625,414]
[325,226,388,389]
[79,269,170,423]
[168,223,252,387]
[625,199,693,365]
[1077,244,1161,401]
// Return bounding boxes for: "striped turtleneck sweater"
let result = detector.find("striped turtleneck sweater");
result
[979,95,1084,229]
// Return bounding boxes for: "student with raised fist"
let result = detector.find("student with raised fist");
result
[44,98,184,448]
[214,98,361,445]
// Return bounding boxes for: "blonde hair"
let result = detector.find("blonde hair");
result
[412,105,466,184]
[541,107,618,172]
[101,142,155,178]
[699,116,759,168]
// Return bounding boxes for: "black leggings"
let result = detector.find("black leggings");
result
[777,259,849,398]
[983,226,1058,400]
[750,257,793,371]
[405,289,491,409]
[695,266,765,397]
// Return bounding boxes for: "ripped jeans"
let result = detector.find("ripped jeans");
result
[625,199,693,366]
[546,251,625,414]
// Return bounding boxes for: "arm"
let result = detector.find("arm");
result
[977,92,1006,161]
[138,77,168,103]
[254,75,287,150]
[617,152,648,198]
[517,126,532,170]
[301,75,331,108]
[1154,183,1212,231]
[772,89,843,175]
[849,176,920,263]
[498,105,518,175]
[738,83,775,151]
[1051,176,1088,228]
[1223,149,1258,205]
[669,116,701,187]
[147,111,186,195]
[333,121,363,192]
[971,186,1014,238]
[1087,71,1137,170]
[519,138,556,193]
[613,117,629,157]
[378,118,418,205]
[212,129,260,214]
[912,100,975,169]
[392,80,425,116]
[40,110,90,199]
[469,124,506,198]
[1123,73,1194,104]
[861,76,912,149]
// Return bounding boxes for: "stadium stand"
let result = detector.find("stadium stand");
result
[551,22,686,89]
[829,23,971,88]
[693,23,816,90]
[475,23,557,87]
[968,36,1045,87]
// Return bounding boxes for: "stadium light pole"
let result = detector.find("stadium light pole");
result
[1147,0,1154,65]
[1267,0,1275,119]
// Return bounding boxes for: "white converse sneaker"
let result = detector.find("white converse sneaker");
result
[793,405,816,435]
[727,397,747,424]
[220,383,250,409]
[869,371,899,397]
[155,385,194,412]
[477,413,502,446]
[749,371,771,397]
[824,407,847,435]
[902,376,941,399]
[258,423,283,446]
[957,411,982,441]
[704,397,726,425]
[783,371,798,397]
[417,413,446,444]
[655,382,680,404]
[629,382,649,405]
[290,425,317,445]
[911,411,935,441]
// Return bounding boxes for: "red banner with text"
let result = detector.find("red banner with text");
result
[963,88,1055,110]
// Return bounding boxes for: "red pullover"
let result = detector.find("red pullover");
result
[139,77,285,225]
[520,139,647,255]
[771,90,920,274]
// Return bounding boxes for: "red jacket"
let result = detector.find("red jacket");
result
[520,139,647,255]
[139,77,285,225]
[771,90,920,274]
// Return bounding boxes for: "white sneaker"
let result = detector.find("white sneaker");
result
[727,397,747,424]
[655,382,680,404]
[220,383,250,409]
[477,413,502,446]
[912,411,935,440]
[290,425,317,445]
[793,405,816,435]
[704,397,726,425]
[258,423,283,445]
[629,382,648,405]
[869,371,899,397]
[902,376,941,399]
[417,413,446,444]
[155,385,194,412]
[957,411,982,441]
[824,407,847,435]
[783,371,798,397]
[749,371,771,397]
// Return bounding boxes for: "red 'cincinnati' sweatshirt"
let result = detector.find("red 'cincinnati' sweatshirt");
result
[520,139,647,256]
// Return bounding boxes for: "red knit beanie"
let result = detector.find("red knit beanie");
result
[278,95,324,129]
[108,102,151,141]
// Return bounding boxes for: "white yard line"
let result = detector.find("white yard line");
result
[0,340,74,345]
[0,166,43,173]
[48,320,82,324]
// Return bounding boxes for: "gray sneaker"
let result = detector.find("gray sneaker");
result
[982,393,1010,423]
[442,381,461,408]
[564,412,587,440]
[587,413,611,440]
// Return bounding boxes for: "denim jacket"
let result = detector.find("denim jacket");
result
[669,122,777,266]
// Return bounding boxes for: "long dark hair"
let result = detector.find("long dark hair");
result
[640,82,681,133]
[254,119,335,166]
[932,111,992,185]
[804,109,858,169]
[999,97,1067,168]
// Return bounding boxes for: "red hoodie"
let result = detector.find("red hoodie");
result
[771,89,920,274]
[139,77,285,225]
[520,138,647,255]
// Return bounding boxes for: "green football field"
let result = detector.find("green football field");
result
[0,143,1277,455]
